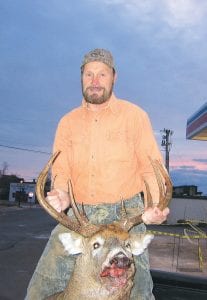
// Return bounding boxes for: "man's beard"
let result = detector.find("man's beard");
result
[82,83,114,105]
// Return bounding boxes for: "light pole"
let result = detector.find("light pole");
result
[161,128,173,173]
[19,180,24,207]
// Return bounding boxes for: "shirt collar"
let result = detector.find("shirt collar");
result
[81,93,120,115]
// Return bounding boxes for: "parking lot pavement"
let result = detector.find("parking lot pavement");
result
[0,205,56,300]
[148,224,207,277]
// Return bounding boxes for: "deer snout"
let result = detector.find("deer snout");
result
[110,252,132,269]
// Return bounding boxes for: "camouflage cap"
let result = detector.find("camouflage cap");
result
[81,48,115,70]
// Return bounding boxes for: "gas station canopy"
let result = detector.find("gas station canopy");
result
[186,102,207,140]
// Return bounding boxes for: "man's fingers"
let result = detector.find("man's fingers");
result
[154,207,170,217]
[46,195,62,212]
[46,189,70,212]
[47,195,55,201]
[53,204,62,212]
[47,190,59,196]
[163,207,170,216]
[142,206,170,224]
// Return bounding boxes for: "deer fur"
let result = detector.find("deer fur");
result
[46,224,153,300]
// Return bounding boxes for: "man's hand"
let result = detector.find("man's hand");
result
[46,189,70,212]
[142,207,170,225]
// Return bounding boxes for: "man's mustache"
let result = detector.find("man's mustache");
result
[86,86,104,92]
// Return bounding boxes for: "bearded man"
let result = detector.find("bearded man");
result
[25,48,169,300]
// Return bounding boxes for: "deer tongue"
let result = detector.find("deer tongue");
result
[100,263,126,278]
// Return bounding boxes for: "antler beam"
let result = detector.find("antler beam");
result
[36,154,172,236]
[35,152,100,237]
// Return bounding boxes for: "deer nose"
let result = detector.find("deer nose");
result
[110,252,131,268]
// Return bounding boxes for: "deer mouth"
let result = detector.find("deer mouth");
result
[100,252,133,287]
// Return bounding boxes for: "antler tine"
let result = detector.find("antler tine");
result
[146,158,172,211]
[36,152,81,231]
[36,152,99,237]
[118,214,143,232]
[120,200,127,219]
[155,160,172,210]
[117,158,172,231]
[67,179,100,236]
[81,203,89,220]
[148,157,165,204]
[117,198,143,230]
[143,179,153,208]
[68,180,89,225]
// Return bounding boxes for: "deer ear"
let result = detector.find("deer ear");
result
[130,233,154,256]
[59,232,84,255]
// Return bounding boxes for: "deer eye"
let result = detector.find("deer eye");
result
[93,242,100,249]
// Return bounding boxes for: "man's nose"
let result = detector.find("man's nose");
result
[91,75,100,86]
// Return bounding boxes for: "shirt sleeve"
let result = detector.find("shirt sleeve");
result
[51,117,72,193]
[134,109,164,205]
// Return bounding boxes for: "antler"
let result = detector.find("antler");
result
[149,158,172,210]
[118,159,172,231]
[35,152,100,237]
[36,153,172,236]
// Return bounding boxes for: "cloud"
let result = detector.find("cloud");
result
[93,0,207,41]
[163,0,207,28]
[174,165,196,170]
[170,165,207,194]
[100,0,207,25]
[193,158,207,163]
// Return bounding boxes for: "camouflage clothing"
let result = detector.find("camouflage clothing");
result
[25,194,154,300]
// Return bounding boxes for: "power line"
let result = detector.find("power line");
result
[0,144,51,155]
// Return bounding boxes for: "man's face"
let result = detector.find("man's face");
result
[81,61,116,105]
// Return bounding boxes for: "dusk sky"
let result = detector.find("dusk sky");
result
[1,0,207,194]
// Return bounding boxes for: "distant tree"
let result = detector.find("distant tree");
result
[0,174,22,200]
[0,162,9,177]
[2,162,9,175]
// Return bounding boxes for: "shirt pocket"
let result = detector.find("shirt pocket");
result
[104,129,134,162]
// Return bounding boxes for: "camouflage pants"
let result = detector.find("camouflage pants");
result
[25,194,155,300]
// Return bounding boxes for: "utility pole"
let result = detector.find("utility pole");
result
[160,128,173,173]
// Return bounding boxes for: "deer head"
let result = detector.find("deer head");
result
[36,152,172,300]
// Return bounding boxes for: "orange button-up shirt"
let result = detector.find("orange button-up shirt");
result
[52,94,163,204]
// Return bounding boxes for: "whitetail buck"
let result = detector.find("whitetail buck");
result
[36,153,172,300]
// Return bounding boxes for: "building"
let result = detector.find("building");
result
[186,102,207,140]
[166,104,207,224]
[9,181,36,203]
[173,185,202,197]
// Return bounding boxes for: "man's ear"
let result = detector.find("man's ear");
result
[113,72,117,83]
[59,232,84,255]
